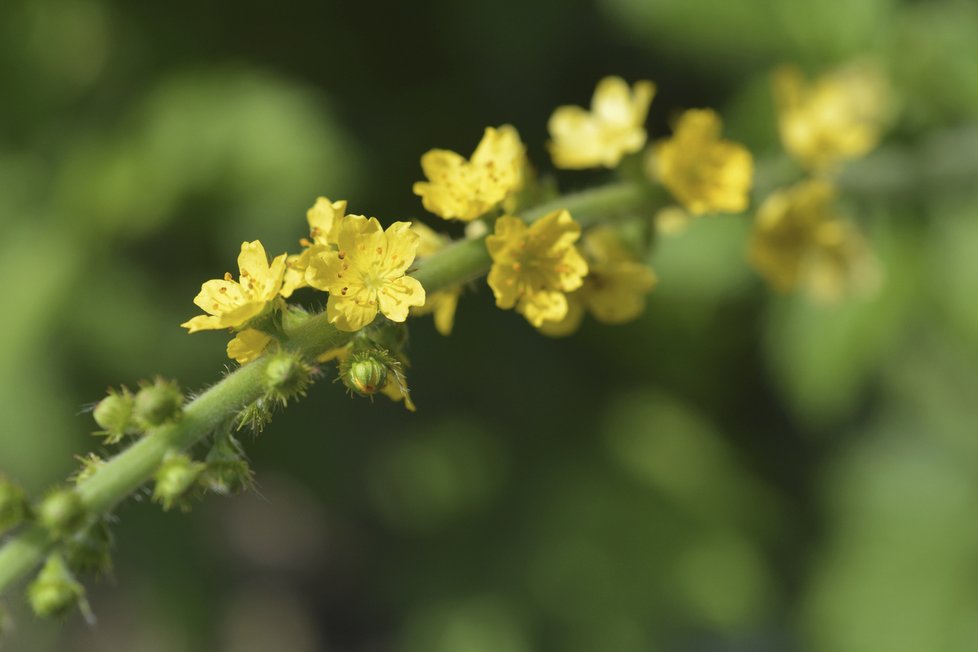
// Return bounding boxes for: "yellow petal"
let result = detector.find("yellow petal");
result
[304,249,343,292]
[519,290,569,327]
[335,215,385,261]
[237,241,270,285]
[433,289,460,336]
[326,293,377,332]
[307,197,346,245]
[378,276,426,323]
[538,294,586,338]
[193,279,247,315]
[180,314,223,333]
[226,329,272,364]
[380,221,420,276]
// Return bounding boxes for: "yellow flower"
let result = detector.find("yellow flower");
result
[409,221,462,335]
[803,220,880,303]
[538,227,657,336]
[281,197,348,298]
[773,62,888,171]
[486,209,588,327]
[181,241,287,333]
[749,180,878,302]
[412,125,526,221]
[226,329,273,364]
[650,109,753,215]
[548,76,655,169]
[305,215,426,331]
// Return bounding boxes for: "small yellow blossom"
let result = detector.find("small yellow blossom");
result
[548,76,655,169]
[306,215,426,331]
[409,221,461,335]
[749,180,878,302]
[773,62,888,171]
[281,197,348,298]
[226,329,273,364]
[539,227,657,336]
[182,241,287,333]
[650,109,753,215]
[486,209,588,327]
[412,125,526,221]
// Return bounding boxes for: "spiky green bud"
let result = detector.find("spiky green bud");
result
[153,452,205,511]
[133,378,184,429]
[92,387,135,442]
[202,432,253,495]
[37,488,86,539]
[264,353,311,404]
[0,476,29,534]
[341,351,389,396]
[27,555,84,618]
[64,520,113,576]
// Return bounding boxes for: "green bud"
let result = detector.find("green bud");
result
[341,351,389,396]
[153,452,205,511]
[0,476,29,533]
[264,353,311,404]
[133,378,184,429]
[37,488,86,539]
[235,398,273,434]
[280,304,312,332]
[64,520,113,575]
[92,388,135,442]
[72,453,104,485]
[202,432,253,495]
[27,554,84,618]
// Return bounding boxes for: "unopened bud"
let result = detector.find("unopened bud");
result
[341,352,388,396]
[133,378,183,429]
[202,432,253,495]
[37,488,86,539]
[0,477,28,533]
[153,452,205,511]
[27,555,84,618]
[264,353,311,404]
[64,520,113,576]
[92,388,135,442]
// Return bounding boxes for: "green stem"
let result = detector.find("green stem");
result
[0,179,654,598]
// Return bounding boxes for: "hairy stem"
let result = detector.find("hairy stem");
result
[0,179,654,597]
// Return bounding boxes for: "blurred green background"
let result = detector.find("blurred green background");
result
[2,0,978,650]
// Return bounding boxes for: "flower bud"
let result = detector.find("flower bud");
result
[133,378,184,429]
[37,488,86,539]
[202,432,253,495]
[153,452,205,511]
[264,353,311,404]
[27,554,84,618]
[64,520,113,576]
[92,388,135,442]
[341,351,389,396]
[0,476,29,534]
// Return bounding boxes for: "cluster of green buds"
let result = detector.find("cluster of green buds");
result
[93,378,185,444]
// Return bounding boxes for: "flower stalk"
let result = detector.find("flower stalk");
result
[0,179,655,598]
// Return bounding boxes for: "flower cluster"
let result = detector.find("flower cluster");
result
[3,66,895,624]
[175,68,890,409]
[749,62,887,301]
